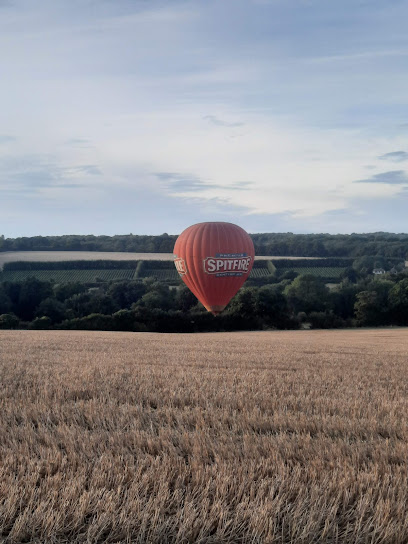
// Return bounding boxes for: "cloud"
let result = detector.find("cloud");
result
[0,135,16,144]
[203,115,244,128]
[155,172,216,192]
[2,0,408,235]
[355,170,408,185]
[65,138,92,148]
[57,183,88,189]
[155,172,253,193]
[305,49,408,65]
[0,155,102,195]
[378,151,408,162]
[224,181,254,190]
[70,165,102,175]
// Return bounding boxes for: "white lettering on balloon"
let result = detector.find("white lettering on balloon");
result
[203,255,252,276]
[174,257,187,276]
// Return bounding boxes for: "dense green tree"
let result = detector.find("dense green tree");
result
[353,256,376,275]
[53,283,86,302]
[0,286,12,314]
[354,291,387,326]
[369,279,394,303]
[0,313,19,329]
[227,287,258,318]
[308,311,346,329]
[340,267,358,283]
[175,286,198,312]
[255,285,292,328]
[284,275,329,314]
[65,292,92,317]
[85,294,115,316]
[107,281,146,310]
[29,316,52,329]
[278,270,299,281]
[136,283,175,311]
[61,313,115,330]
[112,309,140,331]
[35,298,66,324]
[17,278,53,320]
[330,282,359,319]
[388,278,408,325]
[1,264,408,331]
[2,281,21,306]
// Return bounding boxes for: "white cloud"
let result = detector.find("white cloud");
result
[1,0,408,235]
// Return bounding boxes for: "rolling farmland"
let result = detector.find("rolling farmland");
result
[139,268,182,282]
[1,329,407,543]
[0,252,347,285]
[0,264,336,284]
[279,266,346,278]
[0,266,273,283]
[0,251,175,268]
[0,251,324,269]
[248,267,271,278]
[0,258,274,284]
[138,267,271,282]
[1,269,136,282]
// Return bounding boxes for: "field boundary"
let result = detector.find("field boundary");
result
[0,251,334,270]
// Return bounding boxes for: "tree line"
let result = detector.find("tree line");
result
[2,232,408,258]
[1,270,408,332]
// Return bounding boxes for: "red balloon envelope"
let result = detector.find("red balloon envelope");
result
[173,222,255,315]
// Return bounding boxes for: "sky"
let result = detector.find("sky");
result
[1,0,408,237]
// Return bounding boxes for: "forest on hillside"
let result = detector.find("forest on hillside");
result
[1,232,408,258]
[2,269,408,332]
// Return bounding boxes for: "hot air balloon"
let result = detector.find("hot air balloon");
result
[173,222,255,315]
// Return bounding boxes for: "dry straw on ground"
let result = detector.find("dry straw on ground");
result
[0,329,407,543]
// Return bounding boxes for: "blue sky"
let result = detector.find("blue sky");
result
[1,0,408,237]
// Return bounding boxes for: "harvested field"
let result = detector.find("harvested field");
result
[0,329,408,543]
[0,251,173,268]
[0,251,323,269]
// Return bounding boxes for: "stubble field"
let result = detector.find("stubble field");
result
[0,329,407,543]
[0,251,320,268]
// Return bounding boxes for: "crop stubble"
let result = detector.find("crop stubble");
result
[0,329,407,543]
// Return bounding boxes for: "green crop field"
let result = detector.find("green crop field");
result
[280,267,346,278]
[138,269,181,281]
[0,261,345,284]
[0,269,135,283]
[249,267,270,278]
[140,267,271,281]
